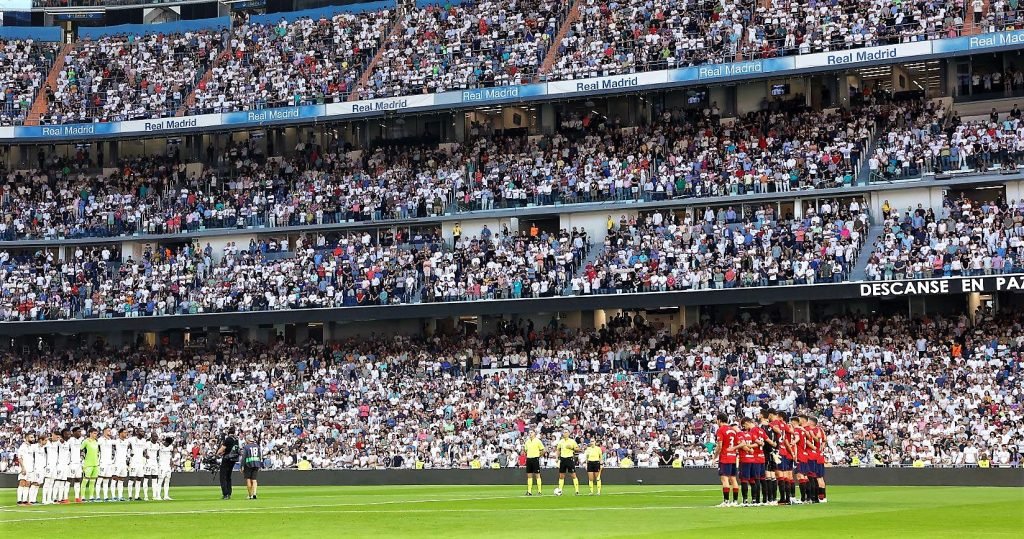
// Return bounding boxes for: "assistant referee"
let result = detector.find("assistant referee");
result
[524,432,544,496]
[555,431,580,496]
[585,440,603,495]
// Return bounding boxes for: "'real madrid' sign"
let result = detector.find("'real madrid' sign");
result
[858,275,1024,297]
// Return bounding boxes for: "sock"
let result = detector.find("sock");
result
[29,485,39,503]
[536,477,542,493]
[162,477,170,499]
[808,479,819,502]
[723,487,730,502]
[99,478,108,499]
[572,476,580,493]
[768,479,777,501]
[17,485,25,502]
[740,482,749,503]
[588,479,594,493]
[596,477,601,494]
[751,480,761,504]
[798,479,807,501]
[558,478,564,491]
[527,477,533,494]
[63,481,70,500]
[732,487,739,502]
[74,482,81,500]
[42,480,52,503]
[819,486,826,500]
[116,480,124,499]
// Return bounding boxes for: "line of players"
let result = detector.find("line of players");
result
[15,427,176,506]
[714,410,828,507]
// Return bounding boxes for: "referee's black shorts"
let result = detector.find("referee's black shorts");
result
[526,457,541,473]
[558,457,577,474]
[242,467,259,480]
[586,461,602,473]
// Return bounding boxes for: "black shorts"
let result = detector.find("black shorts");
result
[765,454,778,471]
[526,457,541,473]
[242,467,259,480]
[586,461,602,473]
[558,457,577,474]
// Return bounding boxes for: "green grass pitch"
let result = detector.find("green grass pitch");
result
[1,485,1021,538]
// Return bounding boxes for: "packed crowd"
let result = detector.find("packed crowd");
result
[865,195,1024,280]
[870,105,1024,180]
[0,39,59,126]
[360,0,564,98]
[42,31,224,124]
[0,309,1020,471]
[544,0,991,81]
[580,201,867,293]
[191,11,393,113]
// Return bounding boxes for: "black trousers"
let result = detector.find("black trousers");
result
[220,459,237,496]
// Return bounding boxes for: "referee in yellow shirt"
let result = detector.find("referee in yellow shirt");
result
[585,439,604,495]
[524,432,544,496]
[555,431,581,495]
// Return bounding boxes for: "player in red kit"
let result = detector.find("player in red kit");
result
[772,411,794,504]
[739,417,767,505]
[713,413,739,507]
[791,415,810,504]
[808,416,828,502]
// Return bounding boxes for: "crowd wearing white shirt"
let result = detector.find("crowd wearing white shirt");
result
[1,310,1020,473]
[0,39,59,125]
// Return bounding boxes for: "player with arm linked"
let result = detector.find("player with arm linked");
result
[713,413,740,507]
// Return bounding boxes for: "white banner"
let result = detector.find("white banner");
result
[118,114,222,134]
[793,41,932,70]
[547,71,668,95]
[325,94,437,116]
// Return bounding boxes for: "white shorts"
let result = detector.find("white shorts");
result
[129,462,146,477]
[100,463,115,477]
[113,464,128,478]
[17,472,27,481]
[56,466,69,481]
[68,464,83,479]
[145,463,158,476]
[28,471,44,484]
[158,466,172,478]
[44,466,57,480]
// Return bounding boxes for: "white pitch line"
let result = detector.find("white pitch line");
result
[0,489,719,524]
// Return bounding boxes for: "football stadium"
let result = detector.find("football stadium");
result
[0,0,1022,536]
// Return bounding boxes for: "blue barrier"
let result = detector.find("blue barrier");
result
[77,16,230,40]
[0,25,62,42]
[248,0,395,25]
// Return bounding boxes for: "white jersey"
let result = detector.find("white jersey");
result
[98,436,115,466]
[34,445,46,472]
[113,438,130,465]
[130,438,147,464]
[17,442,37,474]
[68,437,83,466]
[44,442,59,470]
[146,441,159,466]
[157,444,173,472]
[57,440,71,468]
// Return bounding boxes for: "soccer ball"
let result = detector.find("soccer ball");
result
[553,488,563,496]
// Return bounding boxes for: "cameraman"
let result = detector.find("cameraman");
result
[215,427,239,500]
[242,436,263,500]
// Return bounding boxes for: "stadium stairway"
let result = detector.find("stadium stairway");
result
[348,20,406,102]
[177,49,231,117]
[563,241,604,294]
[537,0,584,81]
[963,0,991,36]
[849,225,884,282]
[24,42,74,127]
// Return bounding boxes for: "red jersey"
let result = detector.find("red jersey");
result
[793,426,809,462]
[811,425,826,463]
[777,423,794,459]
[749,426,767,464]
[737,431,758,464]
[715,424,738,464]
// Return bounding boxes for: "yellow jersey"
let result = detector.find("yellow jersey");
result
[556,437,579,458]
[524,438,544,458]
[584,446,603,462]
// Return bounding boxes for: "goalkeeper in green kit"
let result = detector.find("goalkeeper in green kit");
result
[82,428,100,502]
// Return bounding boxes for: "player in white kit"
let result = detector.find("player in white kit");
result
[97,428,116,502]
[67,427,84,503]
[112,428,131,501]
[55,431,71,504]
[156,436,175,501]
[144,433,160,501]
[16,433,40,505]
[42,432,59,505]
[129,431,148,500]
